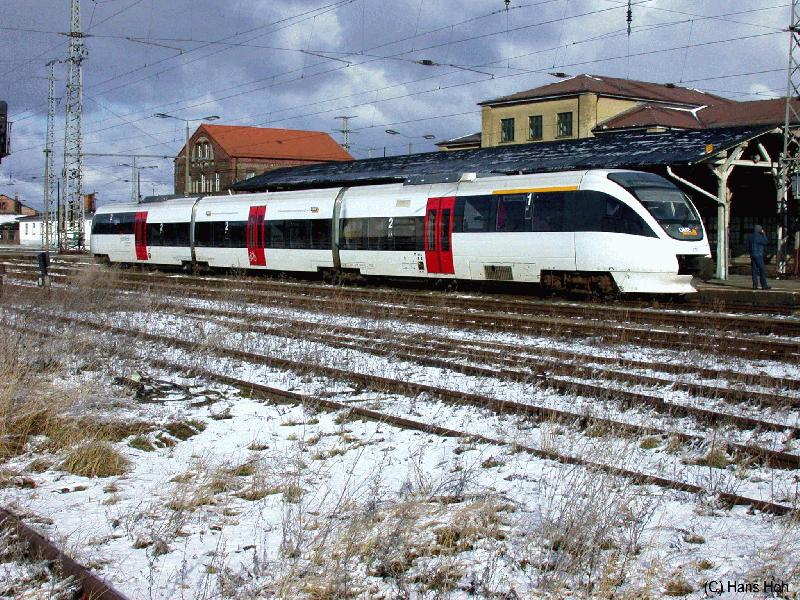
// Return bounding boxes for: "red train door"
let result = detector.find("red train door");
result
[424,196,455,275]
[247,205,266,266]
[134,211,148,260]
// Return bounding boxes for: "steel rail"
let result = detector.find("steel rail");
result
[3,255,799,329]
[9,304,800,471]
[0,508,130,600]
[3,302,796,516]
[5,270,799,363]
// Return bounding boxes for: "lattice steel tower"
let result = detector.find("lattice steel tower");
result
[61,0,87,251]
[43,60,59,250]
[779,0,800,276]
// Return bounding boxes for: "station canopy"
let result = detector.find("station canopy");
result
[231,125,772,192]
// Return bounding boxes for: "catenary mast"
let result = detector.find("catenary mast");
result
[60,0,87,251]
[779,0,800,276]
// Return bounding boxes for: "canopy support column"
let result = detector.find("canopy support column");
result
[709,145,745,280]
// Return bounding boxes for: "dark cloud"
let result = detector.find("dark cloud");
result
[0,0,790,208]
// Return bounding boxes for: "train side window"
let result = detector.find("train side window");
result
[311,219,331,249]
[146,223,163,246]
[390,217,419,250]
[268,220,288,248]
[287,220,311,249]
[228,221,247,247]
[568,191,605,231]
[366,217,389,250]
[495,194,529,232]
[461,196,492,232]
[531,193,565,232]
[341,218,365,250]
[195,222,212,246]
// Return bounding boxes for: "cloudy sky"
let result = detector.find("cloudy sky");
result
[0,0,790,208]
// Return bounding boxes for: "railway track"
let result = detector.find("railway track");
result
[185,308,800,416]
[5,266,800,363]
[3,254,800,332]
[5,304,796,517]
[0,507,129,600]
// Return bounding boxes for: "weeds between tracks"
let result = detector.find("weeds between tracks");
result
[1,269,799,598]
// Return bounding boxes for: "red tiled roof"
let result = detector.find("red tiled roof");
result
[595,104,703,131]
[699,98,799,128]
[184,124,353,161]
[595,98,800,132]
[480,74,732,107]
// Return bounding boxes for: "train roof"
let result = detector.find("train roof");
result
[231,125,770,193]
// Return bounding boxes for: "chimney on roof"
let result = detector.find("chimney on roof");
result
[13,192,20,214]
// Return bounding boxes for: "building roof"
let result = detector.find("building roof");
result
[479,74,732,108]
[596,98,800,132]
[232,125,770,192]
[435,132,482,148]
[181,124,353,162]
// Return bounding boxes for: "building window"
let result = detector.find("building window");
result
[556,112,573,138]
[529,115,543,140]
[193,140,213,162]
[246,171,255,180]
[201,173,206,192]
[215,172,220,192]
[500,118,515,143]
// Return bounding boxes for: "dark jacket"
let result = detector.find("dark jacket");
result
[746,228,768,258]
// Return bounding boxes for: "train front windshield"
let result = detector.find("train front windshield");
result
[608,172,704,241]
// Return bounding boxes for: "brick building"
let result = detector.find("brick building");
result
[173,124,353,195]
[0,193,37,244]
[0,193,36,216]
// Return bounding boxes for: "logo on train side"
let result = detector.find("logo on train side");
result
[678,226,697,235]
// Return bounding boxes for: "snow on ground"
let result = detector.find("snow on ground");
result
[1,284,800,599]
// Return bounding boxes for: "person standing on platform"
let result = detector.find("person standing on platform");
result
[746,224,770,290]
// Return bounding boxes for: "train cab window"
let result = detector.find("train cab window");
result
[531,193,565,232]
[601,198,655,237]
[92,214,113,234]
[568,191,657,237]
[461,196,492,232]
[495,194,529,232]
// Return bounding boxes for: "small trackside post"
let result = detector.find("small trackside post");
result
[37,251,50,288]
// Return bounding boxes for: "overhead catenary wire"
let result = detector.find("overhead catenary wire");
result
[1,0,787,177]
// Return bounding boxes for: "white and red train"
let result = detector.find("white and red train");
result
[90,169,711,294]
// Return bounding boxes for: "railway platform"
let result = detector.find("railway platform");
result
[693,274,800,309]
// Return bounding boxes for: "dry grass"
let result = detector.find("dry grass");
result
[61,441,130,478]
[0,279,145,484]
